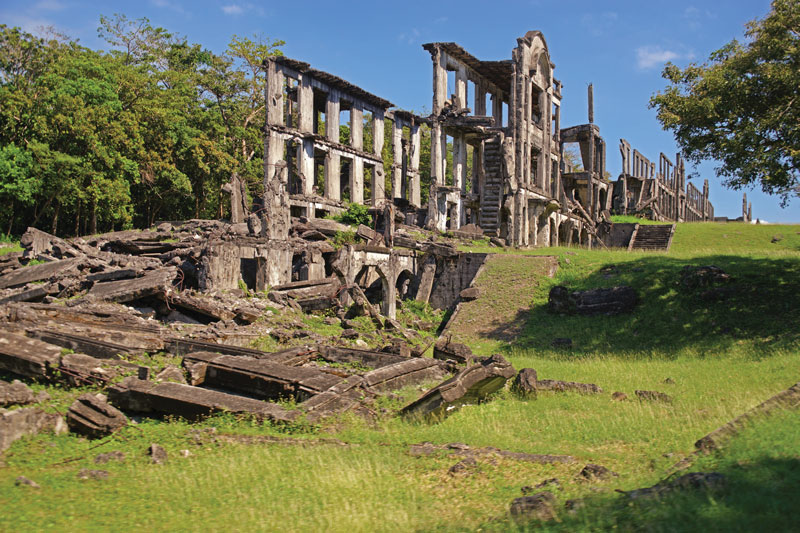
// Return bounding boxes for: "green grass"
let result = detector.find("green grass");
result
[1,221,798,531]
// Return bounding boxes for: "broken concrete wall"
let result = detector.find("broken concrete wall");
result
[428,253,489,311]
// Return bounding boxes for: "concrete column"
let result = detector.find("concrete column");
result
[373,111,384,156]
[492,93,503,126]
[431,47,447,186]
[392,120,403,198]
[324,151,340,201]
[372,165,385,206]
[298,75,313,134]
[352,158,364,204]
[410,125,421,207]
[453,133,467,193]
[300,139,315,196]
[350,105,363,151]
[326,93,339,142]
[455,66,467,109]
[475,83,487,115]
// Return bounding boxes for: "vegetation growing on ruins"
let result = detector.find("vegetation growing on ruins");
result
[650,0,800,203]
[1,222,798,531]
[0,16,283,237]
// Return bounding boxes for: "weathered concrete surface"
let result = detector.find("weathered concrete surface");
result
[27,329,140,359]
[401,354,515,420]
[182,351,342,401]
[362,358,448,392]
[0,257,83,290]
[0,331,61,378]
[509,492,557,522]
[433,337,473,364]
[317,345,408,369]
[0,379,36,407]
[66,393,128,438]
[537,379,603,394]
[0,407,67,452]
[59,353,143,386]
[548,285,637,315]
[86,267,177,303]
[107,377,299,423]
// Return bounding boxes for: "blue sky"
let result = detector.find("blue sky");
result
[2,0,794,222]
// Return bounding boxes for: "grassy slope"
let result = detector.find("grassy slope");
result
[1,222,799,532]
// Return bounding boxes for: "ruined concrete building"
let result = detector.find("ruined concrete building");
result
[612,139,715,222]
[195,30,734,318]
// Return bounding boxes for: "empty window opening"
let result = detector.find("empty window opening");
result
[531,85,543,125]
[485,93,493,118]
[340,158,352,203]
[364,163,374,205]
[502,102,509,127]
[445,135,454,186]
[314,151,325,196]
[339,101,352,145]
[552,103,559,136]
[466,79,476,112]
[446,69,456,105]
[284,139,302,194]
[531,147,540,187]
[283,77,299,128]
[562,142,583,172]
[313,88,327,136]
[362,112,373,154]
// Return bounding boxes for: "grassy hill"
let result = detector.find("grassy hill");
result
[1,222,799,532]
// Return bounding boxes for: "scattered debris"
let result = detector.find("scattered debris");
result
[548,285,638,315]
[509,491,557,523]
[148,443,168,464]
[77,469,109,481]
[433,337,474,365]
[400,354,515,421]
[511,368,538,397]
[621,472,726,500]
[95,451,126,464]
[408,442,574,464]
[579,463,618,481]
[448,457,478,475]
[0,407,67,452]
[0,379,35,407]
[635,390,673,403]
[66,393,128,439]
[611,391,628,401]
[15,476,41,489]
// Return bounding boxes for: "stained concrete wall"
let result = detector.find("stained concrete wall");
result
[428,253,489,311]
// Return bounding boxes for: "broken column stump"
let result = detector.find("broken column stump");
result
[362,358,448,392]
[66,394,128,439]
[400,354,515,421]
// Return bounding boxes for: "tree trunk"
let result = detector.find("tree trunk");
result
[90,199,97,235]
[51,201,59,235]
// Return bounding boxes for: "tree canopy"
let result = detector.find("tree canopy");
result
[0,15,283,236]
[649,0,800,205]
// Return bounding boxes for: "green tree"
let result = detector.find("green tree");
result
[649,0,800,204]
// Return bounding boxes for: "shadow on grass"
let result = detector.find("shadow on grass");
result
[483,254,800,358]
[544,455,800,532]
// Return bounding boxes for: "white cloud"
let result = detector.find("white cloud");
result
[636,46,680,69]
[581,11,618,37]
[397,28,421,45]
[222,4,244,15]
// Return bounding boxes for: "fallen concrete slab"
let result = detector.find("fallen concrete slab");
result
[0,257,83,290]
[86,267,177,303]
[107,377,299,423]
[27,329,139,359]
[59,353,143,386]
[66,393,128,439]
[363,358,448,392]
[317,345,409,370]
[0,331,62,378]
[182,352,342,401]
[400,354,516,421]
[0,407,67,452]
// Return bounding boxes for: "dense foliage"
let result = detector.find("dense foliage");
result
[0,15,283,236]
[650,0,800,204]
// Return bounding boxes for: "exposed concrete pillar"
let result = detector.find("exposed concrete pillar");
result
[380,274,396,319]
[326,93,340,142]
[373,111,384,156]
[492,93,503,127]
[298,75,313,134]
[431,47,446,187]
[392,120,403,198]
[410,125,421,207]
[352,158,364,204]
[453,133,467,193]
[324,151,340,201]
[300,139,315,196]
[351,105,363,151]
[455,66,467,109]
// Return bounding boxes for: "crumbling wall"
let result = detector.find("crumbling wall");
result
[428,253,489,311]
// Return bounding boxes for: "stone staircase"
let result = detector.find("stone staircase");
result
[629,224,675,251]
[479,136,503,234]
